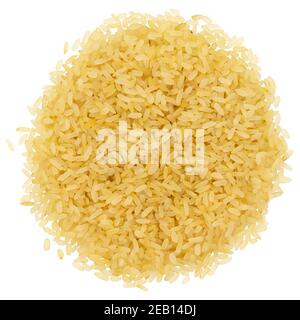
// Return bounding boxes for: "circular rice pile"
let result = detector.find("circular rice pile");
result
[21,12,289,288]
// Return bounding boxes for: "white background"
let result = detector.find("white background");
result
[0,0,299,300]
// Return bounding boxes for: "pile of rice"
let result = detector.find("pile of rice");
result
[21,11,289,288]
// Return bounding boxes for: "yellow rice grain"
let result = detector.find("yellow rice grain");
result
[43,238,51,251]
